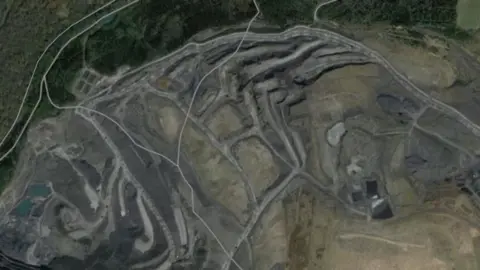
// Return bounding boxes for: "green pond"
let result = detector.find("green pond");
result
[27,184,51,197]
[14,199,33,217]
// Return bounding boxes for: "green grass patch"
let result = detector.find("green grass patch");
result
[456,0,480,30]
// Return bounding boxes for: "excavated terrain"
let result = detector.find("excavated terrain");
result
[2,25,480,269]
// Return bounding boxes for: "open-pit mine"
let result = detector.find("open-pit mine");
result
[2,23,480,270]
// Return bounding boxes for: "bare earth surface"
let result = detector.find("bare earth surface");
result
[2,22,480,270]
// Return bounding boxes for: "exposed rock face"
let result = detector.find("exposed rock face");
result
[2,25,480,269]
[326,122,345,146]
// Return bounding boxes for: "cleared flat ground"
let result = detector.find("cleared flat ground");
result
[457,0,480,30]
[281,190,480,270]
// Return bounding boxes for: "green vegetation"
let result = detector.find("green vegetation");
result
[0,0,110,139]
[44,39,82,105]
[0,0,256,192]
[456,0,480,30]
[316,0,473,40]
[0,0,139,190]
[84,0,255,74]
[0,0,13,28]
[257,0,474,40]
[317,0,457,25]
[257,0,318,26]
[0,0,112,191]
[0,39,79,192]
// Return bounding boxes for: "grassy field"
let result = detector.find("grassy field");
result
[457,0,480,30]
